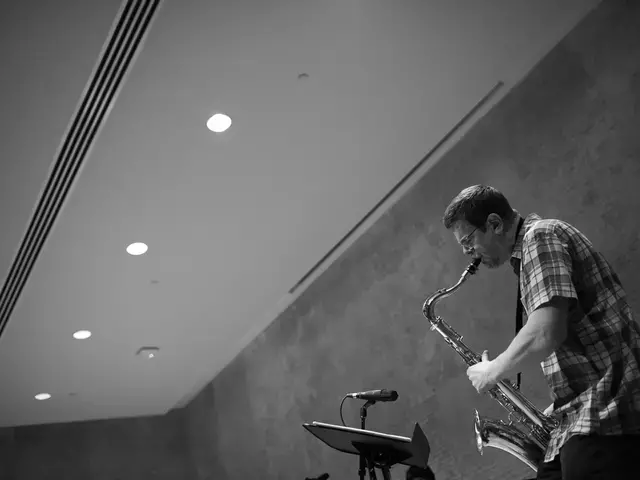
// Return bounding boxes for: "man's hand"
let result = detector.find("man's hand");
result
[466,350,500,394]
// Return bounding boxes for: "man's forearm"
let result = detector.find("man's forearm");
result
[492,305,567,379]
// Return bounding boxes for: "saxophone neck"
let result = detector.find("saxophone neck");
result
[422,258,481,321]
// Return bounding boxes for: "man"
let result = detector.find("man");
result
[442,185,640,479]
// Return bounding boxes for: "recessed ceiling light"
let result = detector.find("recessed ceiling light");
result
[206,113,232,133]
[126,242,148,256]
[73,330,92,340]
[35,393,51,401]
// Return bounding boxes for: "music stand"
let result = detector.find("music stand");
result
[303,421,430,480]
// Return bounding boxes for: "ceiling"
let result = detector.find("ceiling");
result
[0,0,599,428]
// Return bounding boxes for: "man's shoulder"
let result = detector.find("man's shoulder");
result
[523,215,580,241]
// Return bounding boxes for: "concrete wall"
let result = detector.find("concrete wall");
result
[1,1,639,479]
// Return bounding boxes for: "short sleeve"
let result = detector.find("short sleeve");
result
[520,229,578,315]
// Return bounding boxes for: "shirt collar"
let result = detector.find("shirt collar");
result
[510,212,542,269]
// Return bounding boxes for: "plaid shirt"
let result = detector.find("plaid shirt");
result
[510,213,640,462]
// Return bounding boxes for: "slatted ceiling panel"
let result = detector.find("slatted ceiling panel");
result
[0,0,163,337]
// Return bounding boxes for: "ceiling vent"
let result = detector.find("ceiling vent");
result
[0,0,163,337]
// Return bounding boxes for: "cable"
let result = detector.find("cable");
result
[339,395,349,427]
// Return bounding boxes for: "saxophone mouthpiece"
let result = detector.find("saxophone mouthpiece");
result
[465,257,481,275]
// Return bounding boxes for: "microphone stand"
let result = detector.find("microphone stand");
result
[359,400,376,480]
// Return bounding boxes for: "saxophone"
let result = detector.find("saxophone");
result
[421,258,558,472]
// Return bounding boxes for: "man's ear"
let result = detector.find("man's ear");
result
[486,213,504,234]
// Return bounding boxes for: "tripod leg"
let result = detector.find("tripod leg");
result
[381,466,392,480]
[366,456,378,480]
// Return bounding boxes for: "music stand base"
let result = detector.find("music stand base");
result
[353,441,412,480]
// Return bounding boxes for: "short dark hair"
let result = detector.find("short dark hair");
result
[442,185,514,230]
[406,465,435,480]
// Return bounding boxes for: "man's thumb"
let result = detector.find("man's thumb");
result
[482,350,490,362]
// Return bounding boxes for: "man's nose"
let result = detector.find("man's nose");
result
[462,245,474,255]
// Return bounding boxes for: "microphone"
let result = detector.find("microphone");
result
[346,389,399,402]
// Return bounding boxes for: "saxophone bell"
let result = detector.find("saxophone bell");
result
[474,410,543,472]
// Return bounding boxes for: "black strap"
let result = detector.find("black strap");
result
[514,217,525,390]
[515,283,524,390]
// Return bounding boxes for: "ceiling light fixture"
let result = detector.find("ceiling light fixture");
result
[206,113,232,133]
[126,242,148,256]
[35,393,51,401]
[136,346,160,359]
[73,330,92,340]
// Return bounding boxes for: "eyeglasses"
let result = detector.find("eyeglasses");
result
[459,227,478,249]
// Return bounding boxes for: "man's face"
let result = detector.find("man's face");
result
[452,217,508,269]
